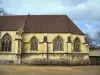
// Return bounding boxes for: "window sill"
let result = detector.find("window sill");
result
[0,52,13,54]
[30,51,38,53]
[72,52,89,54]
[53,50,64,53]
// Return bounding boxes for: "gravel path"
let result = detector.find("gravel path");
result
[0,65,100,75]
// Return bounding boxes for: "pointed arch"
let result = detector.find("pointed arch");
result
[74,37,81,52]
[30,36,38,51]
[53,36,63,51]
[1,33,12,52]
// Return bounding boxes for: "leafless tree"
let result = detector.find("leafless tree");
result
[96,31,100,38]
[95,31,100,47]
[0,8,9,16]
[85,33,93,44]
[85,33,96,49]
[85,31,100,49]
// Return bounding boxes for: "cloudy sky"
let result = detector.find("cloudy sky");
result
[0,0,100,38]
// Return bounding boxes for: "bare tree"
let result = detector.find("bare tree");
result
[85,33,93,44]
[96,31,100,38]
[85,33,96,49]
[0,8,9,16]
[85,31,100,49]
[95,31,100,48]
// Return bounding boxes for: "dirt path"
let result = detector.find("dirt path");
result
[0,65,100,75]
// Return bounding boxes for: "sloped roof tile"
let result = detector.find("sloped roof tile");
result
[0,15,84,35]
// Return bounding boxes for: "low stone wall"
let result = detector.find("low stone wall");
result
[0,53,21,64]
[21,53,90,65]
[0,53,90,65]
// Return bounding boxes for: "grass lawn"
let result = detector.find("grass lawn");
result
[0,65,100,75]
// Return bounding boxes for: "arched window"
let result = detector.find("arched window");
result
[30,37,38,51]
[1,33,12,52]
[74,37,80,52]
[53,36,63,51]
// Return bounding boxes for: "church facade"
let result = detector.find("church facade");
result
[0,15,89,65]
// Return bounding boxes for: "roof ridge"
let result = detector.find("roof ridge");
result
[0,15,67,17]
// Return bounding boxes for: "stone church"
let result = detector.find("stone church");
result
[0,15,89,65]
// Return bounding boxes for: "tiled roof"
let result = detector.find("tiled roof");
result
[0,15,84,35]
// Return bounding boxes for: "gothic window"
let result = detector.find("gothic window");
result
[1,33,12,52]
[30,37,38,51]
[74,37,80,52]
[53,36,63,51]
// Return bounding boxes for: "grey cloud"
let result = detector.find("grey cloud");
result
[62,0,88,6]
[62,0,100,21]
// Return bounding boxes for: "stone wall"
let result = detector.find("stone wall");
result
[21,53,89,65]
[0,53,21,64]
